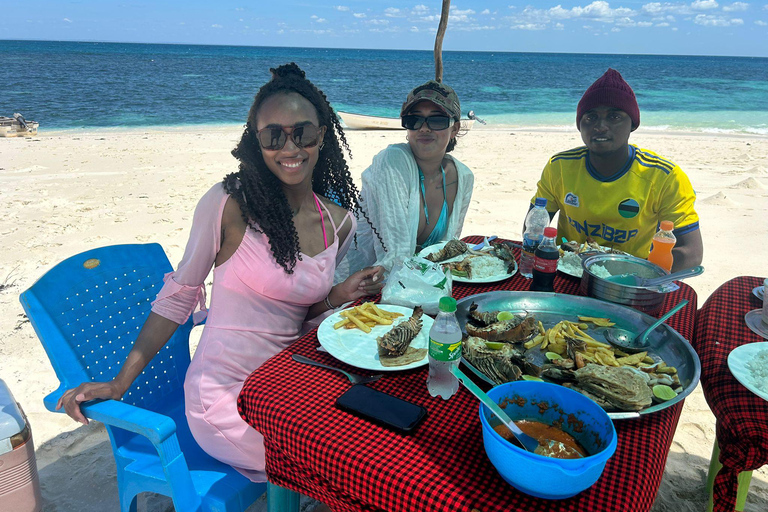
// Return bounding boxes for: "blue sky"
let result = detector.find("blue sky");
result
[3,1,767,57]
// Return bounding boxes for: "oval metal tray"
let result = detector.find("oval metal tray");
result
[456,291,701,420]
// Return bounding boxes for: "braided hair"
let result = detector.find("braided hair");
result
[224,62,382,273]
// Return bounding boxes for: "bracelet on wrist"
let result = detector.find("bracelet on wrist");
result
[323,295,337,310]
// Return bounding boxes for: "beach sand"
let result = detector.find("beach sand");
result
[1,126,767,511]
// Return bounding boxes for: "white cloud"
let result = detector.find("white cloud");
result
[511,23,547,30]
[755,19,768,23]
[514,1,636,27]
[554,22,565,29]
[410,26,419,32]
[384,7,401,17]
[656,21,671,25]
[691,0,719,10]
[367,18,389,25]
[694,13,744,23]
[413,5,429,14]
[481,9,490,15]
[311,15,327,23]
[353,13,366,18]
[63,18,72,23]
[335,5,350,11]
[211,24,223,28]
[638,20,654,25]
[722,2,749,11]
[611,26,621,31]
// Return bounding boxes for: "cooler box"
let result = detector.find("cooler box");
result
[0,378,42,512]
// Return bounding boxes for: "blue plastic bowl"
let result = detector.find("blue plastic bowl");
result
[479,381,617,499]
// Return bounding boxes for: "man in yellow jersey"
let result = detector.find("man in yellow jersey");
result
[527,68,703,271]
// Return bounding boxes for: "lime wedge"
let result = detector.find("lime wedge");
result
[521,375,544,382]
[545,352,563,361]
[484,341,505,350]
[652,385,677,401]
[496,311,515,322]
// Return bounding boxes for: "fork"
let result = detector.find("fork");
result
[291,354,383,385]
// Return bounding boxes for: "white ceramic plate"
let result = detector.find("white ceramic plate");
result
[727,341,768,401]
[317,304,434,371]
[417,241,517,284]
[753,286,764,301]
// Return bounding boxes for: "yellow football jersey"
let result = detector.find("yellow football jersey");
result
[532,145,699,258]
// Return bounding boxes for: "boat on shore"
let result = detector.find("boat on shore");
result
[338,111,475,131]
[1,113,39,137]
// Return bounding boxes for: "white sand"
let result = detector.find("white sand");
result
[1,126,767,511]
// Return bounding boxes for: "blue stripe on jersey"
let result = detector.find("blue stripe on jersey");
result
[674,221,700,236]
[636,149,675,170]
[635,151,674,174]
[552,147,588,163]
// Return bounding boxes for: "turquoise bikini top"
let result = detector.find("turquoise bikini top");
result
[418,165,449,249]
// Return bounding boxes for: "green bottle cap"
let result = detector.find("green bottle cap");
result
[438,296,457,312]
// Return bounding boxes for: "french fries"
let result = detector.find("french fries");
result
[333,302,403,333]
[523,316,678,375]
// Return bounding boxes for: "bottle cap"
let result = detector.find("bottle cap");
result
[534,197,548,208]
[660,220,674,231]
[438,296,457,312]
[543,227,557,237]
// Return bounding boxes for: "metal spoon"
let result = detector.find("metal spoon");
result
[604,299,689,353]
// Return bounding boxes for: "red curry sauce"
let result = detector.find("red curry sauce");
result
[493,420,587,459]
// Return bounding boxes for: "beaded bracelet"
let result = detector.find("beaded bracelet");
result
[323,295,337,310]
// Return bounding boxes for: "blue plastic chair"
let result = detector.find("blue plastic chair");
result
[19,243,267,512]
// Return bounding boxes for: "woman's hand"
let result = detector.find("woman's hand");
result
[334,266,385,303]
[56,381,125,425]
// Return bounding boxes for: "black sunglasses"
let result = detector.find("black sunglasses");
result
[401,115,455,131]
[256,123,324,151]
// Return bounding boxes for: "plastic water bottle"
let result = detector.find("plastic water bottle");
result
[647,220,676,272]
[530,227,559,292]
[427,296,462,400]
[520,197,550,279]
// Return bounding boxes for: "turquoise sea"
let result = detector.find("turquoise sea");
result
[1,40,767,134]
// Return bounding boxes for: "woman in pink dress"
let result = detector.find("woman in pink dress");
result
[56,63,384,486]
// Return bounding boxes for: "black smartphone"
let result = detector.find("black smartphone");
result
[335,385,428,434]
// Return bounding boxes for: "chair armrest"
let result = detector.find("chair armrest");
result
[44,388,177,445]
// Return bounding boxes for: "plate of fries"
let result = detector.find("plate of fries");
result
[317,302,434,371]
[455,291,701,418]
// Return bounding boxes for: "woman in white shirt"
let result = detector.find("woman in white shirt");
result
[337,80,475,283]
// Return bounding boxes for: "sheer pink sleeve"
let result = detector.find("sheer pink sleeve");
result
[151,184,229,325]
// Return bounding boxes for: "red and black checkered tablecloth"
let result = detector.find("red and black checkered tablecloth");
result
[693,276,768,512]
[238,236,698,512]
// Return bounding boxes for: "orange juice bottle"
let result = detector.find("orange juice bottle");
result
[647,220,676,272]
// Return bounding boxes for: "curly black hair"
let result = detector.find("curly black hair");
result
[224,62,381,273]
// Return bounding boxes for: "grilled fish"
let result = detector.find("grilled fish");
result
[377,306,424,357]
[425,239,468,262]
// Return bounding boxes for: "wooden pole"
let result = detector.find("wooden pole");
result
[434,0,451,82]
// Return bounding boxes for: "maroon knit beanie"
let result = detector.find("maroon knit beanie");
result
[576,68,640,130]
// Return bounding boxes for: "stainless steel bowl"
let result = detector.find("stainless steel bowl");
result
[580,253,669,314]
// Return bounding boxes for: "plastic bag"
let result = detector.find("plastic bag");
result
[381,256,452,316]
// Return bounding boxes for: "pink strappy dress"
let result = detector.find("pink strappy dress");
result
[151,183,355,482]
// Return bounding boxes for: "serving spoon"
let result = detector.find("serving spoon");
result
[451,366,582,458]
[603,299,689,353]
[605,265,704,291]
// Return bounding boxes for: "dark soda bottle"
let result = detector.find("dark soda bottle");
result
[530,227,558,292]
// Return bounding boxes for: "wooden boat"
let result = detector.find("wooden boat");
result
[338,111,475,131]
[0,114,39,137]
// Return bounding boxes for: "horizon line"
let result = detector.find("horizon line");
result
[1,38,765,60]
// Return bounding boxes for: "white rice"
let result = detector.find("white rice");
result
[746,349,768,394]
[590,264,613,280]
[558,252,584,277]
[470,255,508,278]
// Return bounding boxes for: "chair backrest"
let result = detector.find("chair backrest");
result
[20,243,193,413]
